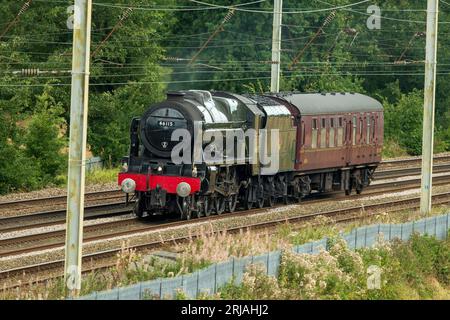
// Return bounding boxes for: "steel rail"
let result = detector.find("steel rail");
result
[2,174,450,258]
[2,190,450,286]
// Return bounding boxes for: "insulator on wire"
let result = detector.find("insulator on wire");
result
[322,11,337,28]
[165,56,188,62]
[222,9,236,24]
[21,68,40,76]
[121,8,133,20]
[18,0,32,16]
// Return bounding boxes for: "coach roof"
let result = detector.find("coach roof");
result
[273,92,383,115]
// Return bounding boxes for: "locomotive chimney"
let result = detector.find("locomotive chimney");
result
[167,91,185,101]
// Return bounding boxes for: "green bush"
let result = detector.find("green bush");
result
[0,143,42,194]
[23,88,67,184]
[218,235,450,300]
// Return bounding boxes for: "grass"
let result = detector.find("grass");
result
[382,139,409,159]
[54,167,119,188]
[85,167,119,185]
[0,241,206,300]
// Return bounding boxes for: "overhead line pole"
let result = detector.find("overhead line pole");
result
[270,0,283,93]
[64,0,93,298]
[420,0,439,215]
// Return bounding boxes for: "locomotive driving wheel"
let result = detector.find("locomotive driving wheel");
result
[244,185,253,210]
[265,179,276,207]
[202,196,212,217]
[256,184,264,209]
[214,195,225,215]
[226,194,238,213]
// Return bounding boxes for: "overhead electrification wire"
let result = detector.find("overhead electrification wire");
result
[93,0,266,12]
[189,0,370,14]
[316,0,450,24]
[5,70,450,88]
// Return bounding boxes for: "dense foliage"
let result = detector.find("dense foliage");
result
[0,0,173,193]
[1,0,450,193]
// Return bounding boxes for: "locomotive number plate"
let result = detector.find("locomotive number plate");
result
[158,121,175,127]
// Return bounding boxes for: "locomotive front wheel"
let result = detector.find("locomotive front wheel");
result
[180,197,192,220]
[244,187,253,210]
[134,195,146,218]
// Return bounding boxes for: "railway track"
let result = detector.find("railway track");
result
[2,189,450,288]
[0,202,132,234]
[1,155,450,290]
[375,163,450,179]
[0,190,124,212]
[0,162,448,235]
[0,153,449,215]
[379,153,450,169]
[2,171,450,259]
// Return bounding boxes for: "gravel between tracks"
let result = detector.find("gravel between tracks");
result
[0,214,135,241]
[2,183,450,273]
[372,172,450,184]
[0,183,118,203]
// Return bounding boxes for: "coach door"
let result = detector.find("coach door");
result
[344,114,353,166]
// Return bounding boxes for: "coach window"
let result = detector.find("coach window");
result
[329,118,336,148]
[372,116,376,141]
[366,116,371,144]
[337,117,344,147]
[302,122,306,146]
[312,119,318,149]
[352,116,357,146]
[359,117,364,144]
[320,118,327,148]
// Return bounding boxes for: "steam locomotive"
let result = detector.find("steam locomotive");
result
[118,90,384,219]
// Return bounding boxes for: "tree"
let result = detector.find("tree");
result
[384,89,424,155]
[24,87,67,182]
